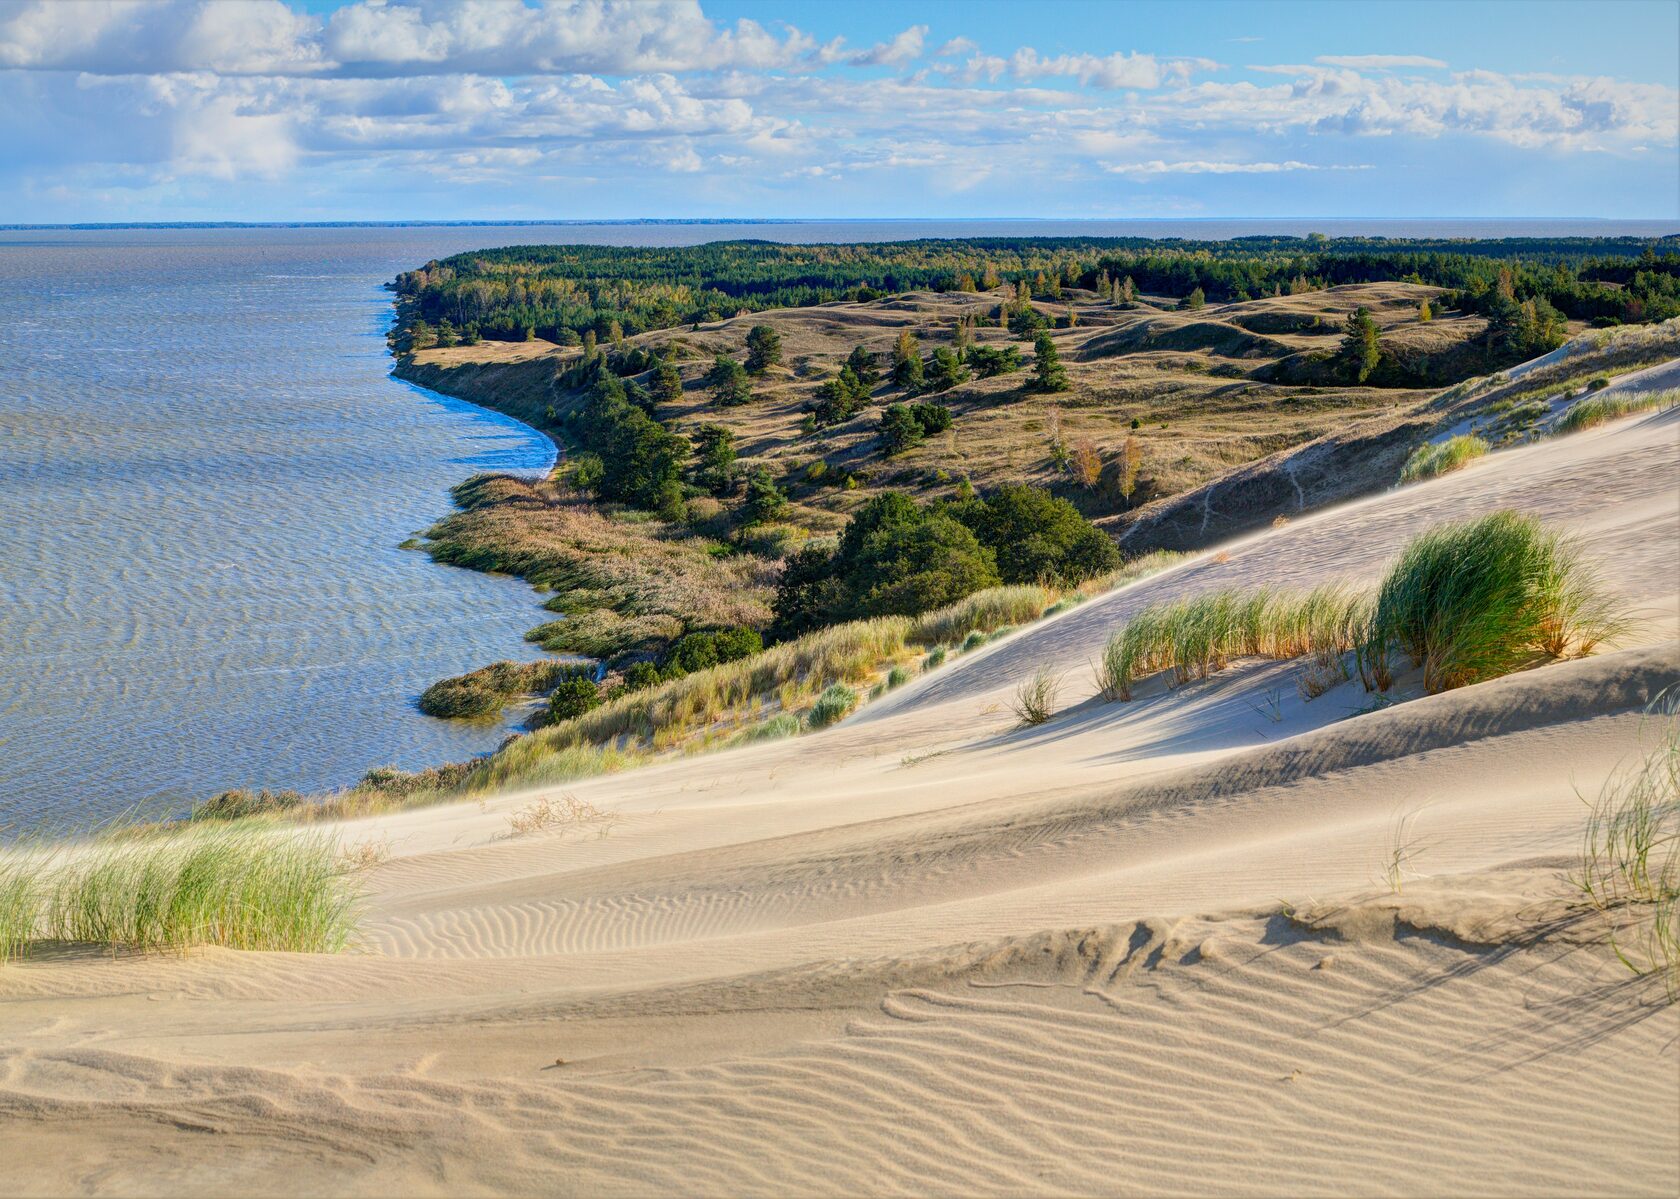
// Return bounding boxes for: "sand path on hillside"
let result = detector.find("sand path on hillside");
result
[2,399,1677,1196]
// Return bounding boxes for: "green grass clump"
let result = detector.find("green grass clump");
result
[731,713,801,744]
[886,665,912,689]
[1,826,360,958]
[1094,512,1621,702]
[1399,434,1489,485]
[923,646,947,670]
[1555,387,1679,435]
[960,631,987,652]
[806,684,859,729]
[1363,511,1624,694]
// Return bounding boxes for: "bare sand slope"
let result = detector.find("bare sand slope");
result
[3,403,1678,1196]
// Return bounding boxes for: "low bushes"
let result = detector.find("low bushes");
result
[419,659,571,719]
[1399,434,1489,485]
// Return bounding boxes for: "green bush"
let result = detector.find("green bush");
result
[663,627,764,677]
[548,675,603,722]
[953,484,1120,584]
[887,665,912,689]
[806,683,859,729]
[961,630,987,652]
[923,646,947,669]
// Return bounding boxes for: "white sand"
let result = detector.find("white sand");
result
[3,401,1678,1196]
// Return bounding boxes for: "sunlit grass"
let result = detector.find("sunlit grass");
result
[0,824,360,960]
[1555,387,1679,435]
[1399,434,1489,485]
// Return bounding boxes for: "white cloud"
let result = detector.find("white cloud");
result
[1107,158,1367,176]
[1315,54,1448,70]
[935,37,977,58]
[847,25,927,69]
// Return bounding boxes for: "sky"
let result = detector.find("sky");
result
[1,0,1676,223]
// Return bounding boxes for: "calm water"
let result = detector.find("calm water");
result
[2,220,1671,826]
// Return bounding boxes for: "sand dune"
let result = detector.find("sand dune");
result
[3,399,1677,1195]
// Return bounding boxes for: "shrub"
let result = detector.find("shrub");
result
[961,630,987,652]
[741,466,788,524]
[1399,435,1489,484]
[923,646,947,670]
[622,660,662,690]
[1011,667,1060,726]
[910,401,953,435]
[745,325,782,374]
[954,484,1121,585]
[663,627,763,676]
[548,674,603,722]
[879,403,926,456]
[1587,376,1610,391]
[806,683,859,729]
[967,344,1021,377]
[887,665,912,689]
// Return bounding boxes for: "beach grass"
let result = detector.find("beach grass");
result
[1093,512,1623,703]
[1576,716,1679,999]
[1399,434,1489,485]
[0,824,360,960]
[1554,387,1680,435]
[1011,667,1061,726]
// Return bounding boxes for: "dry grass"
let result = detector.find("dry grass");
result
[908,585,1055,647]
[505,793,620,839]
[1011,667,1061,726]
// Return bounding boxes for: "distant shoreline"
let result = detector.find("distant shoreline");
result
[4,217,1678,233]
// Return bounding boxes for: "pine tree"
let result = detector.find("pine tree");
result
[1033,332,1069,393]
[892,329,923,390]
[1341,307,1381,384]
[706,354,752,405]
[653,359,684,403]
[745,325,782,374]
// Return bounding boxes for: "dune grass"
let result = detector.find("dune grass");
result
[1095,583,1368,702]
[1011,668,1061,727]
[0,825,359,960]
[807,683,861,729]
[1399,434,1489,485]
[908,586,1056,647]
[1554,387,1680,436]
[1093,512,1623,705]
[1364,511,1624,693]
[1576,719,1679,999]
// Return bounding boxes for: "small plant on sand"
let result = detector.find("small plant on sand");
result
[806,683,860,729]
[886,665,912,689]
[961,630,987,652]
[1575,718,1679,998]
[923,646,947,670]
[730,712,801,744]
[506,793,619,839]
[1011,667,1061,726]
[1399,434,1489,485]
[1378,808,1431,894]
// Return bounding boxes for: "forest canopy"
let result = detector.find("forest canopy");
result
[390,235,1680,350]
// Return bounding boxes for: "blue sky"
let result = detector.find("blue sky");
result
[1,0,1675,223]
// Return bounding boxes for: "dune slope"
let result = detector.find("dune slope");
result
[2,399,1678,1197]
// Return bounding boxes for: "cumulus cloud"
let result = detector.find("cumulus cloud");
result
[0,0,1672,211]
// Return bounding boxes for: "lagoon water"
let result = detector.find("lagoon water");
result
[1,219,1670,825]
